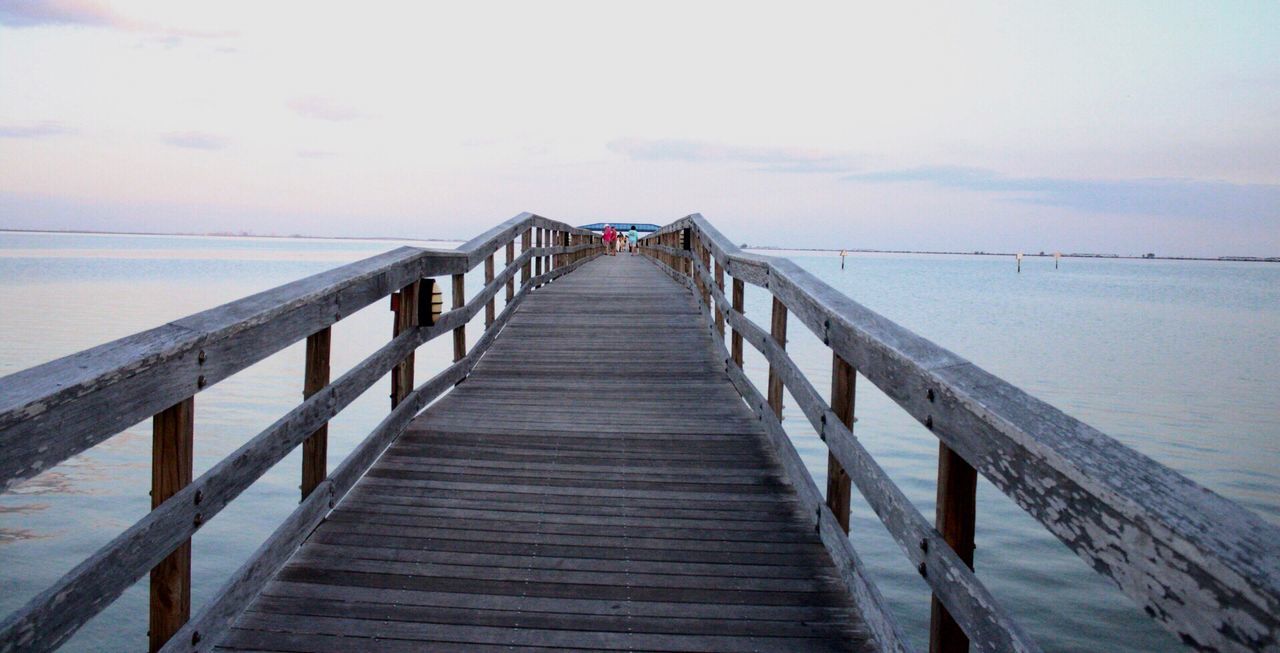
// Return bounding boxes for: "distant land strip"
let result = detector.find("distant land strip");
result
[0,228,463,245]
[745,245,1280,263]
[1,228,1274,262]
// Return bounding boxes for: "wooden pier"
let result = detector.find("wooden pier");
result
[1,213,1278,653]
[219,255,870,652]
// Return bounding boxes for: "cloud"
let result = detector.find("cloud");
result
[608,138,854,173]
[0,122,76,138]
[0,0,235,41]
[161,131,229,150]
[0,0,120,28]
[845,166,1280,219]
[288,96,366,122]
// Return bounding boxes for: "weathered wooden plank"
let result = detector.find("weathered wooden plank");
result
[160,251,589,653]
[767,296,788,419]
[827,353,854,534]
[930,442,978,653]
[150,397,194,652]
[0,313,469,652]
[0,246,454,491]
[451,274,465,362]
[484,253,495,328]
[670,213,1280,652]
[628,255,909,653]
[300,327,331,500]
[706,262,1040,653]
[764,256,1280,652]
[389,281,418,408]
[261,581,849,623]
[504,240,515,302]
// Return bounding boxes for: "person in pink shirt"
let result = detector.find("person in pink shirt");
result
[603,224,616,256]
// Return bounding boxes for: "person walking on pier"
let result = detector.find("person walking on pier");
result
[628,225,639,255]
[603,224,616,256]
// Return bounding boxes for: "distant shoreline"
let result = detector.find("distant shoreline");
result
[0,227,464,245]
[3,228,1274,262]
[745,245,1280,263]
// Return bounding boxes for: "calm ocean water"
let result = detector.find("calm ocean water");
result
[1,232,1277,652]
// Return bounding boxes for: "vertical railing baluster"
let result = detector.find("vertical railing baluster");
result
[731,278,745,369]
[149,397,193,652]
[930,444,978,653]
[714,260,725,337]
[535,228,543,281]
[484,253,495,329]
[828,353,855,532]
[390,280,418,408]
[301,327,331,499]
[452,273,466,362]
[767,297,787,419]
[521,229,532,287]
[506,239,516,302]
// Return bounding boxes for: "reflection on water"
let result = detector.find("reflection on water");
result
[1,235,1276,652]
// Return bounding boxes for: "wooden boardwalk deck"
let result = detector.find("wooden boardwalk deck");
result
[215,254,872,652]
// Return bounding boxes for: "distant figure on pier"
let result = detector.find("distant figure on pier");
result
[628,225,639,255]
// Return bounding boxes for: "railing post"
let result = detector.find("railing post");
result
[827,353,855,532]
[390,280,418,408]
[699,242,711,308]
[714,260,725,336]
[484,253,495,329]
[731,278,745,368]
[506,239,516,302]
[534,228,543,281]
[767,297,787,419]
[452,273,466,362]
[521,228,532,286]
[301,327,331,499]
[149,396,193,652]
[930,443,978,653]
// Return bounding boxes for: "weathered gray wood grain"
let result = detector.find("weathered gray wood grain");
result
[652,213,1280,652]
[642,254,911,653]
[0,247,451,490]
[698,266,1040,652]
[161,251,592,653]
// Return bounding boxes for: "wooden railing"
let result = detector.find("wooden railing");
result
[0,213,603,653]
[640,214,1280,653]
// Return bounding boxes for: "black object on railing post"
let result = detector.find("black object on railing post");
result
[930,443,978,653]
[767,297,787,419]
[301,327,331,500]
[149,396,193,652]
[828,353,855,533]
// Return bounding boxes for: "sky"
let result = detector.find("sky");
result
[0,1,1277,256]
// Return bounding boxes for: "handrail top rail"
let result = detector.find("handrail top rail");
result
[643,213,1280,652]
[0,212,588,490]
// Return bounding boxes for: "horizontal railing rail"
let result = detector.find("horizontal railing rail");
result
[0,212,603,652]
[640,214,1280,653]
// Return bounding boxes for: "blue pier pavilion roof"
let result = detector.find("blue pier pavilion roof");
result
[579,222,661,233]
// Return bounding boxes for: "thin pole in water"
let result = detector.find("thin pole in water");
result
[840,249,847,270]
[1016,252,1022,273]
[1055,251,1060,269]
